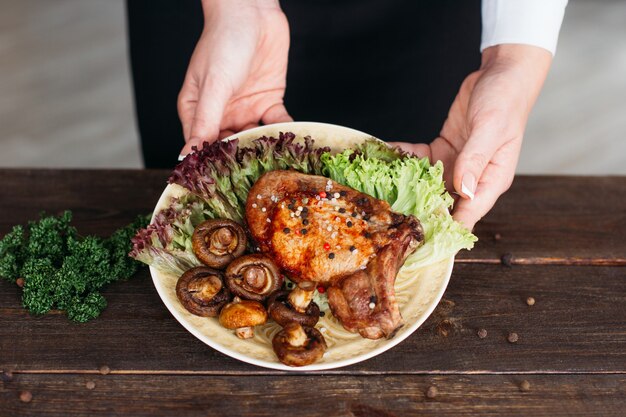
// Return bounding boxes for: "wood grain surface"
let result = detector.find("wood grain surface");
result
[0,170,625,416]
[0,263,624,374]
[0,170,623,263]
[1,374,624,417]
[461,175,626,264]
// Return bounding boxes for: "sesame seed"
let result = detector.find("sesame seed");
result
[316,195,321,200]
[333,192,340,199]
[331,198,337,203]
[261,207,266,212]
[320,327,327,333]
[335,217,340,222]
[331,232,337,239]
[257,194,262,199]
[266,218,271,223]
[369,302,375,309]
[327,179,332,184]
[297,206,303,211]
[291,213,295,218]
[252,203,257,208]
[328,253,335,259]
[327,226,332,232]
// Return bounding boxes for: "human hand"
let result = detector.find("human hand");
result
[392,44,552,229]
[178,0,291,156]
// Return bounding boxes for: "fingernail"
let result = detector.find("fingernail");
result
[177,154,186,161]
[461,174,476,200]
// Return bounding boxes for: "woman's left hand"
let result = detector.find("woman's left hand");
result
[392,44,552,230]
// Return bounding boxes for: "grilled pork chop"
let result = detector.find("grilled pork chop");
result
[246,170,424,339]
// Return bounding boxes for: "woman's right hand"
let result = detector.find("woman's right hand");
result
[178,0,292,156]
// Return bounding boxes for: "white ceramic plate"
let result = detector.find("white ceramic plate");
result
[149,122,454,371]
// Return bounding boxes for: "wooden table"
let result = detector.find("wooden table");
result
[1,170,625,416]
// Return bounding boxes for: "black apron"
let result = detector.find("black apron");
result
[127,0,481,168]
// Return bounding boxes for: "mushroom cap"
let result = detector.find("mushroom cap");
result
[219,299,268,329]
[268,290,320,327]
[192,219,247,269]
[225,254,283,302]
[176,266,231,317]
[272,323,327,367]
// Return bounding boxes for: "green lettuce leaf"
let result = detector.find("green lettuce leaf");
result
[322,140,476,268]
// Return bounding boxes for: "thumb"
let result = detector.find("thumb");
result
[180,77,232,156]
[261,103,293,125]
[453,127,499,200]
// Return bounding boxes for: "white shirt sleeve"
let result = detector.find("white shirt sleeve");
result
[481,0,568,55]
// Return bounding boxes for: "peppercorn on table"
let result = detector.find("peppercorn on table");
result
[1,169,625,416]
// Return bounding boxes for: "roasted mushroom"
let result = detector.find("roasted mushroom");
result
[219,298,268,339]
[192,219,247,269]
[268,282,320,327]
[176,266,231,317]
[272,322,327,367]
[225,254,283,302]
